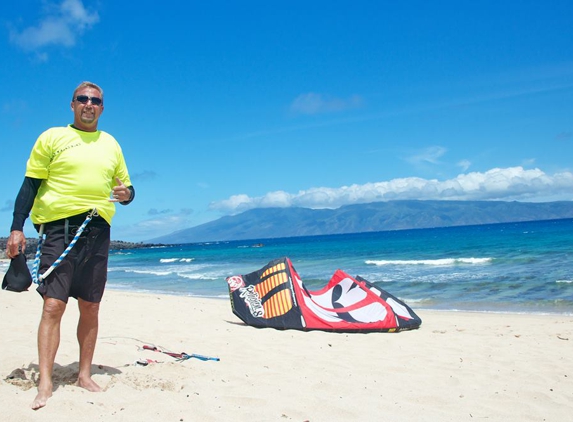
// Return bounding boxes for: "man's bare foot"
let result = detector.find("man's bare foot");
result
[77,376,102,392]
[31,383,52,410]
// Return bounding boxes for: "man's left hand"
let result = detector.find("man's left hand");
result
[109,177,131,202]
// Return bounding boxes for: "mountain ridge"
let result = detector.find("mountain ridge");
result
[149,200,573,244]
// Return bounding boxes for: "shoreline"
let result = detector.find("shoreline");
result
[3,259,572,316]
[106,286,573,317]
[1,272,572,421]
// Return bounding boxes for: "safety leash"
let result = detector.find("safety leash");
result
[32,208,98,284]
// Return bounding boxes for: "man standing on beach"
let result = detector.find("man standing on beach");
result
[4,81,135,410]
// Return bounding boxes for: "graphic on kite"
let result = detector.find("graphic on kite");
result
[226,257,422,332]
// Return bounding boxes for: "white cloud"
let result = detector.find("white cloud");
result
[210,167,573,214]
[9,0,99,52]
[290,93,363,115]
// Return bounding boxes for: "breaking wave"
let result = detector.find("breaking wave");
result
[160,258,194,263]
[365,257,493,266]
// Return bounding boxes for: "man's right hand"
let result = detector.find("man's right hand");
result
[6,230,26,259]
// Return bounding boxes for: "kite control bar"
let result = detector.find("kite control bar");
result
[142,345,220,362]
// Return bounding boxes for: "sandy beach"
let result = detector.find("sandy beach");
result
[1,267,572,422]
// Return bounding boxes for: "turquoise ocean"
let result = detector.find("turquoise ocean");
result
[102,218,573,315]
[4,218,568,314]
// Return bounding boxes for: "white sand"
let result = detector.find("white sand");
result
[1,271,572,421]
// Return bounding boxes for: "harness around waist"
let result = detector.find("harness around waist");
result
[36,212,109,245]
[44,211,109,228]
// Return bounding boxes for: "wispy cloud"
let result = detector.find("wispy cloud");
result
[148,208,173,216]
[131,170,158,182]
[405,146,447,166]
[112,208,194,242]
[210,166,573,214]
[1,200,14,213]
[457,159,471,172]
[9,0,99,58]
[290,93,363,115]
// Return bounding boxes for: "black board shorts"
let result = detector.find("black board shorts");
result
[36,214,111,303]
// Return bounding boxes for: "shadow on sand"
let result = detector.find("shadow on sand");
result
[4,362,123,391]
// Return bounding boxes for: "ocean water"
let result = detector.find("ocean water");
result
[102,218,573,315]
[4,219,571,315]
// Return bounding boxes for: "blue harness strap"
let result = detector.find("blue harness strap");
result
[32,209,98,284]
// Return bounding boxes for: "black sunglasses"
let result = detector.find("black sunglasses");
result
[74,95,103,106]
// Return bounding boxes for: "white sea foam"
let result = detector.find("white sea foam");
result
[160,258,195,263]
[125,269,172,276]
[365,257,492,266]
[178,273,219,280]
[397,297,427,304]
[556,279,573,283]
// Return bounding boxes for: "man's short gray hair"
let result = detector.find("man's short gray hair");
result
[72,81,104,101]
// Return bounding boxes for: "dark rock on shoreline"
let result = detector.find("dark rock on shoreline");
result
[0,237,165,260]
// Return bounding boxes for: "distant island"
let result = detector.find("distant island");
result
[149,199,573,244]
[4,200,573,253]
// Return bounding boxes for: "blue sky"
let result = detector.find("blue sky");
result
[1,0,572,242]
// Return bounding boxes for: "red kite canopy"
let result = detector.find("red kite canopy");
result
[227,257,422,332]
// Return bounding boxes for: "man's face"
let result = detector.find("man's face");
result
[70,86,104,131]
